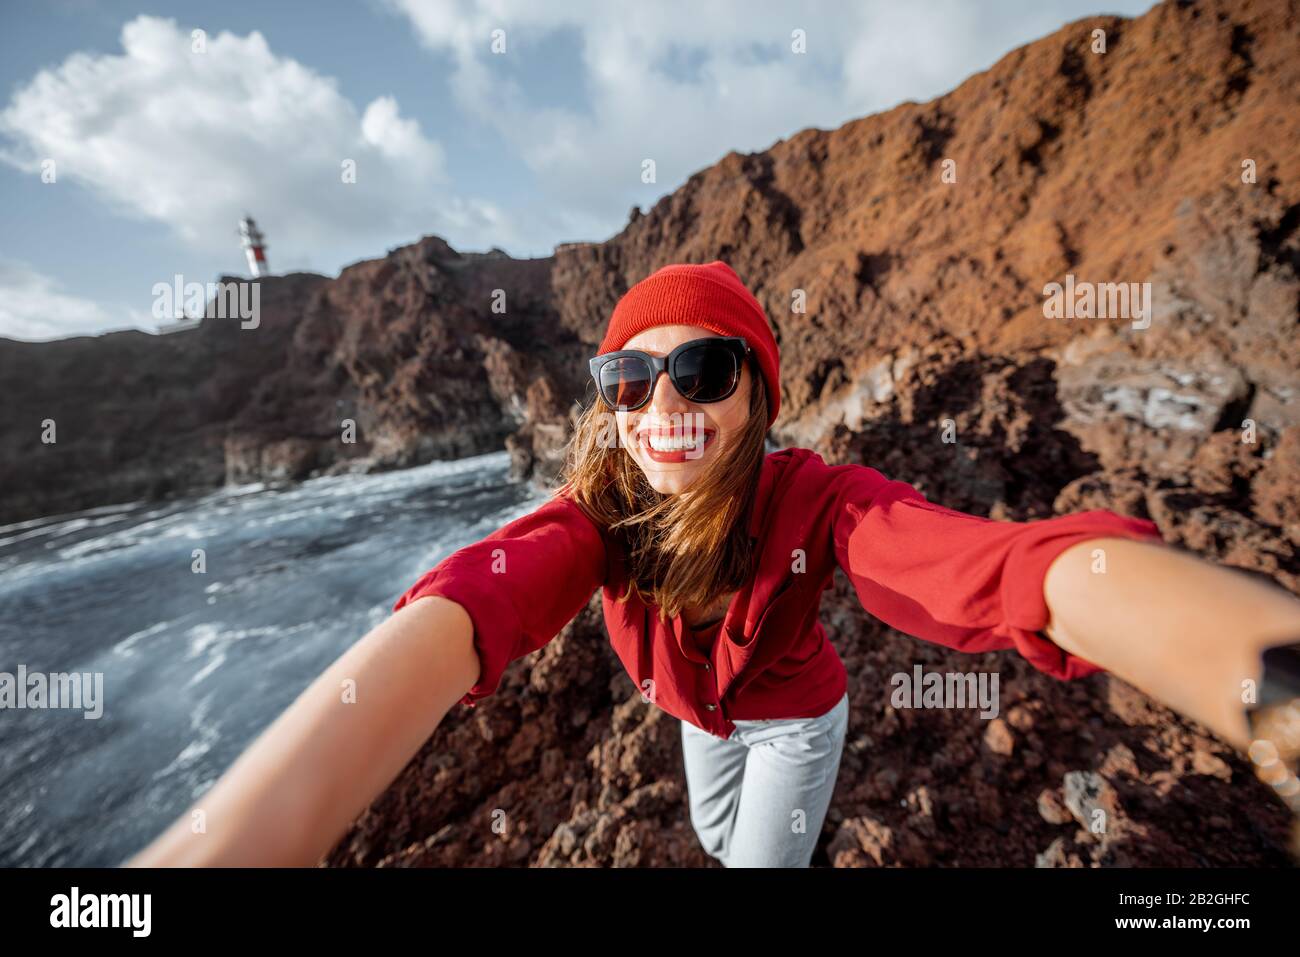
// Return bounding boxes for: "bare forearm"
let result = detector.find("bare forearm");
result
[124,595,479,866]
[1042,536,1300,751]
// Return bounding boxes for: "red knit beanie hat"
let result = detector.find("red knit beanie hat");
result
[597,260,781,428]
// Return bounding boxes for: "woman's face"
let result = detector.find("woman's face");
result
[612,323,753,496]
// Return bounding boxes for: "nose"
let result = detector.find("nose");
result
[646,367,691,416]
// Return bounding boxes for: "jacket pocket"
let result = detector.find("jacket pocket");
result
[727,576,794,649]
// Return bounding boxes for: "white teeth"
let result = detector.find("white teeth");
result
[645,433,706,452]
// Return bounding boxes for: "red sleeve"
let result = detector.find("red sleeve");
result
[392,493,606,707]
[830,465,1166,680]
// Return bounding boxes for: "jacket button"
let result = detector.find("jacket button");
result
[704,703,717,711]
[702,662,710,671]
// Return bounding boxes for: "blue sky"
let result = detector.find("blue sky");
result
[0,0,1156,341]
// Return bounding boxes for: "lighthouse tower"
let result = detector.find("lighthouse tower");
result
[239,216,269,277]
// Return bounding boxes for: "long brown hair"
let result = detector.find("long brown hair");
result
[550,356,769,621]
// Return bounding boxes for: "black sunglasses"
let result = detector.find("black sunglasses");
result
[588,336,751,412]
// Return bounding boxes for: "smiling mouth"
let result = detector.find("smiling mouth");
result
[635,427,716,457]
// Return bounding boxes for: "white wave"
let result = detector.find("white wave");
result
[0,510,135,549]
[0,500,144,537]
[113,620,173,658]
[152,693,222,779]
[186,651,226,689]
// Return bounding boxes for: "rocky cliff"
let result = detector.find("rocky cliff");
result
[0,241,589,522]
[321,0,1299,868]
[3,0,1297,865]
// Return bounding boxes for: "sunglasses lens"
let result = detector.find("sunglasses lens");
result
[672,342,738,402]
[598,356,653,408]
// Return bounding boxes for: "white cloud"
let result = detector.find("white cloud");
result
[0,259,123,341]
[0,15,502,263]
[361,95,442,170]
[387,0,1153,244]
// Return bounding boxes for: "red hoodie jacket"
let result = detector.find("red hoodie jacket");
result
[392,447,1165,739]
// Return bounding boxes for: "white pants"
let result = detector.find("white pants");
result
[679,691,849,867]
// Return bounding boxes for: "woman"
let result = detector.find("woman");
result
[127,260,1300,868]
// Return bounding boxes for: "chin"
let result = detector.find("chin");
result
[639,463,702,496]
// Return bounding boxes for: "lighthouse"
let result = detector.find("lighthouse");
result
[239,216,269,277]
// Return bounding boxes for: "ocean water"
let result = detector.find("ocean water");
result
[0,451,549,867]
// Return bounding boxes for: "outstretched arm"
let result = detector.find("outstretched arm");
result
[127,492,607,866]
[830,460,1300,755]
[1042,536,1300,751]
[124,595,478,867]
